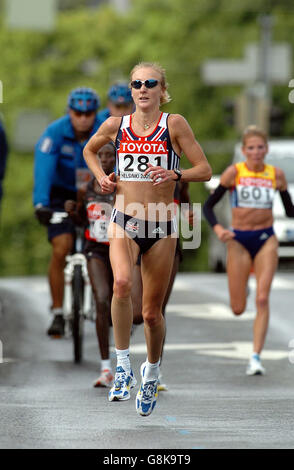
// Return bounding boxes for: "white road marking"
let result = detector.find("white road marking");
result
[249,276,294,291]
[0,277,48,292]
[0,358,17,364]
[173,274,294,292]
[166,303,255,321]
[127,341,288,360]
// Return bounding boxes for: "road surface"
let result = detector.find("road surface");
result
[0,273,293,450]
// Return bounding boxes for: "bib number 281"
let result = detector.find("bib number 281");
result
[119,153,168,181]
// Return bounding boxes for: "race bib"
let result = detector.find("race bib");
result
[92,218,108,242]
[118,140,168,181]
[236,177,275,209]
[86,202,110,243]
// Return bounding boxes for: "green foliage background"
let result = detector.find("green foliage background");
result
[0,0,294,275]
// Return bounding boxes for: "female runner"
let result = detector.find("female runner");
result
[84,62,211,416]
[204,125,294,375]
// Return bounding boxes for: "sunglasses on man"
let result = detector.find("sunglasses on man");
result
[112,102,132,109]
[130,79,159,89]
[72,110,95,117]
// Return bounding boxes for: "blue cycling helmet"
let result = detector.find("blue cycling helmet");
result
[108,83,133,104]
[68,87,100,112]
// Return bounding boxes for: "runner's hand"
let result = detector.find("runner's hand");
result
[100,172,116,193]
[214,224,235,243]
[64,200,77,214]
[64,200,77,219]
[144,163,174,186]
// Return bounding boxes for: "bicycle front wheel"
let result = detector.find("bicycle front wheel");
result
[72,264,84,363]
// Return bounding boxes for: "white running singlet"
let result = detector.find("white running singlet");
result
[115,112,180,182]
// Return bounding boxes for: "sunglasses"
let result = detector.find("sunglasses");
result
[72,110,95,117]
[113,103,132,109]
[130,79,159,89]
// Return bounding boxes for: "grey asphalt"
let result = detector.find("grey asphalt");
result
[0,273,293,450]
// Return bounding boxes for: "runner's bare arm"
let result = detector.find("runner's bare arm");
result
[144,114,212,185]
[204,165,237,242]
[83,117,120,190]
[169,114,212,183]
[220,165,237,188]
[275,167,288,192]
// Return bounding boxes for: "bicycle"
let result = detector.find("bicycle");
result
[50,211,95,363]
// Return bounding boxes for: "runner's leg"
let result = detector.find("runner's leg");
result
[141,236,177,364]
[109,222,140,351]
[160,250,180,357]
[252,235,278,354]
[87,257,112,361]
[135,236,176,415]
[226,239,252,316]
[108,223,140,400]
[131,263,143,325]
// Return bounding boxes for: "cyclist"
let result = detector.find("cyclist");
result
[33,87,101,338]
[203,125,294,375]
[97,82,134,121]
[65,142,116,387]
[84,61,211,416]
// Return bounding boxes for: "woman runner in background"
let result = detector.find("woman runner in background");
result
[203,125,294,376]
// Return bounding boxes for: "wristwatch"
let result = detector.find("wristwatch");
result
[173,169,182,181]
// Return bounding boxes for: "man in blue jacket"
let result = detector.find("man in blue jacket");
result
[34,87,101,337]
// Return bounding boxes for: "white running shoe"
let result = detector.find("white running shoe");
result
[108,366,137,401]
[93,369,114,388]
[157,371,168,392]
[246,356,266,376]
[136,362,158,416]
